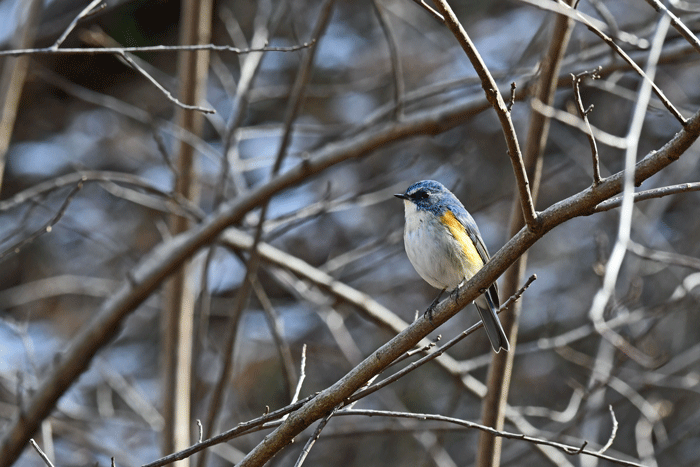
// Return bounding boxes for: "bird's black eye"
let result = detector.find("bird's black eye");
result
[411,189,429,200]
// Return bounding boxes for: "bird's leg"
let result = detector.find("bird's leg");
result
[450,280,465,301]
[424,288,446,324]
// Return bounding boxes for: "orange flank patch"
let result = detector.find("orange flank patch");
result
[440,211,484,269]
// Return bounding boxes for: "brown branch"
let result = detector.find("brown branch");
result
[431,0,537,233]
[594,182,700,212]
[0,0,43,192]
[142,270,536,467]
[572,68,603,185]
[344,275,536,405]
[161,0,213,459]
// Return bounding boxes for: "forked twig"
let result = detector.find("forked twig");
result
[51,0,105,50]
[572,67,603,185]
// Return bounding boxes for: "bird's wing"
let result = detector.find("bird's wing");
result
[453,208,500,307]
[452,208,490,263]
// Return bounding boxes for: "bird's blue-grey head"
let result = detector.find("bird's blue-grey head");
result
[394,180,462,216]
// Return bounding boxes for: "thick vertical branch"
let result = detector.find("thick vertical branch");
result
[162,0,214,460]
[477,2,576,466]
[0,0,43,195]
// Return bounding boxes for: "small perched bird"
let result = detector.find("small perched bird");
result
[395,180,509,352]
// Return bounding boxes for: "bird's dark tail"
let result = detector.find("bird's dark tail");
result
[475,284,509,352]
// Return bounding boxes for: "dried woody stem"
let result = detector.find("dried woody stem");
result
[333,410,638,467]
[29,439,55,467]
[50,0,105,50]
[643,0,700,54]
[431,0,538,233]
[572,67,603,185]
[0,42,316,57]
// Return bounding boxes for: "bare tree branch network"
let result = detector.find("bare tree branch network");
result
[1,1,700,467]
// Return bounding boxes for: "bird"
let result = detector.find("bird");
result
[395,180,509,352]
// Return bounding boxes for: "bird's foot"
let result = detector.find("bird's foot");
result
[423,288,446,325]
[424,302,436,324]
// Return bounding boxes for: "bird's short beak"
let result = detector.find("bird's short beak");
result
[394,193,408,200]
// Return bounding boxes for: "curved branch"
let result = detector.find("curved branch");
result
[432,0,537,231]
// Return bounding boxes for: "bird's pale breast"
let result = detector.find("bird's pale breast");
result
[402,202,484,290]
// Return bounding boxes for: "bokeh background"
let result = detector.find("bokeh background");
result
[1,0,700,466]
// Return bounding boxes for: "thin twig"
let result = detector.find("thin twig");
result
[572,67,603,185]
[29,439,55,467]
[291,345,307,405]
[50,0,104,50]
[372,0,405,119]
[643,0,700,54]
[0,41,316,57]
[594,182,700,212]
[598,405,619,454]
[117,51,214,113]
[251,275,299,399]
[293,409,337,467]
[142,394,317,467]
[410,0,445,21]
[0,181,84,261]
[516,0,648,47]
[334,410,646,467]
[507,81,517,112]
